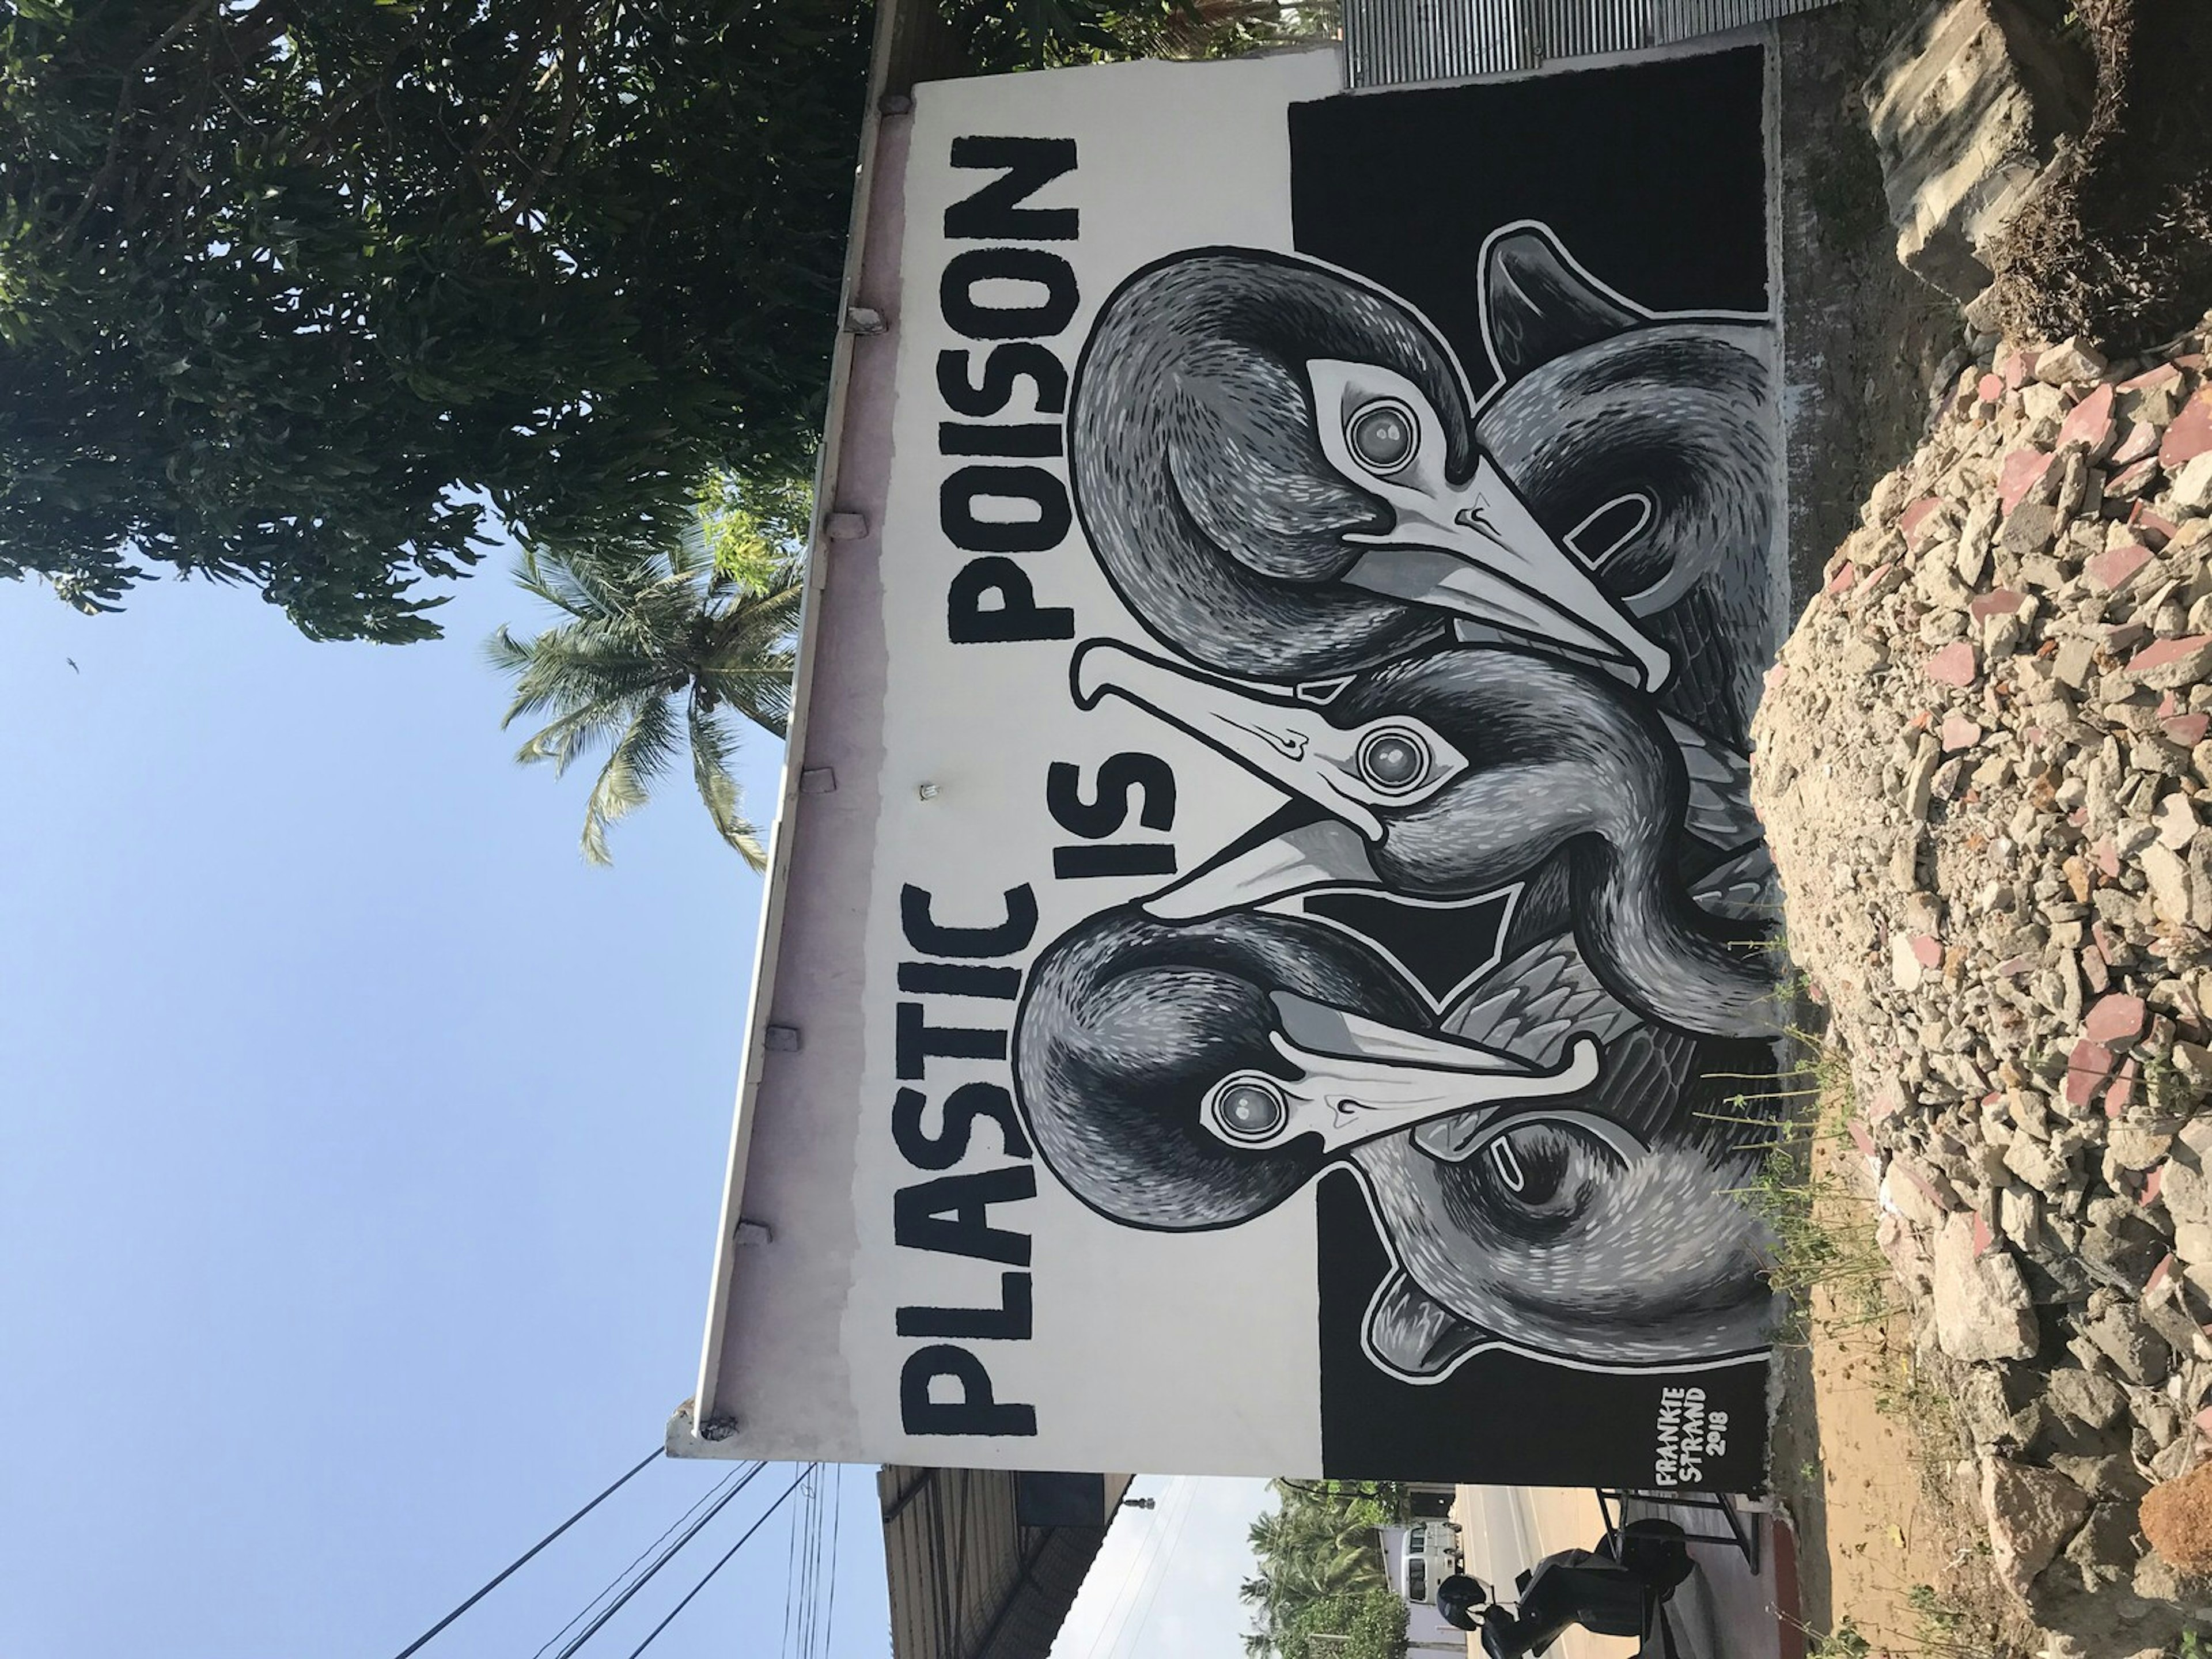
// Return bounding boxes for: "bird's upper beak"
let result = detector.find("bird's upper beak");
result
[1072,640,1472,915]
[1205,993,1604,1156]
[1341,455,1673,692]
[1074,641,1437,840]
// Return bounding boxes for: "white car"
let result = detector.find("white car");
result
[1403,1518,1466,1608]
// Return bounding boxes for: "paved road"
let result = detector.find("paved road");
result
[1448,1487,1785,1659]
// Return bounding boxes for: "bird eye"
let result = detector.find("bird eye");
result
[1472,1122,1631,1235]
[1354,726,1431,795]
[1208,1076,1289,1145]
[1345,398,1417,476]
[1489,1138,1527,1194]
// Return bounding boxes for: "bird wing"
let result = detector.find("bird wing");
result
[1437,844,1775,1145]
[1361,1268,1500,1380]
[1651,575,1766,751]
[1440,940,1696,1149]
[1664,714,1761,851]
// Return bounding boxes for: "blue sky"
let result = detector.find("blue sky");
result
[0,547,1267,1659]
[0,551,885,1659]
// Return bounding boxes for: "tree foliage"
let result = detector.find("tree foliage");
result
[942,0,1338,69]
[488,525,801,867]
[0,0,868,640]
[694,467,813,588]
[1240,1479,1408,1659]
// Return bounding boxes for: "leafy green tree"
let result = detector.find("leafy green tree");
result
[694,468,815,586]
[1282,1589,1409,1659]
[943,0,1338,68]
[1240,1479,1404,1659]
[0,0,867,641]
[488,527,801,868]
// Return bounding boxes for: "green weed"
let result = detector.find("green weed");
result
[1807,1619,1871,1659]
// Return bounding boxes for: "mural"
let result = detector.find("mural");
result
[1014,223,1788,1398]
[688,41,1789,1489]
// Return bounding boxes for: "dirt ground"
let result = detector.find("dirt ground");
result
[1768,1135,2037,1658]
[1760,1,2212,1647]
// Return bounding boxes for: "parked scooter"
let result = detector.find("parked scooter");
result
[1433,1517,1693,1659]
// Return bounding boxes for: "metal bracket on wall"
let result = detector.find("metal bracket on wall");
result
[1340,0,1838,89]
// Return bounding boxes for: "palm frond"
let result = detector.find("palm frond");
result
[496,642,666,729]
[579,695,681,865]
[494,525,801,870]
[484,624,535,677]
[517,541,668,633]
[515,690,654,777]
[687,692,770,872]
[668,516,714,584]
[698,661,797,737]
[510,544,609,623]
[699,565,806,736]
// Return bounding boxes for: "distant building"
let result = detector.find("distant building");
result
[879,1468,1134,1659]
[1377,1522,1472,1653]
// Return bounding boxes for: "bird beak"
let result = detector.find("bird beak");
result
[1071,641,1389,840]
[1143,820,1380,922]
[1341,456,1673,692]
[1207,993,1603,1156]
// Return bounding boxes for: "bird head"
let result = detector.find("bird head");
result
[1070,638,1659,923]
[1069,251,1672,688]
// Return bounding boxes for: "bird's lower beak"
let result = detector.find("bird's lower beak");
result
[1342,457,1672,692]
[1071,641,1385,838]
[1145,820,1380,921]
[1263,993,1604,1151]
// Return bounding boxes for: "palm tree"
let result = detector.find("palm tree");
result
[487,528,802,868]
[1241,1480,1395,1659]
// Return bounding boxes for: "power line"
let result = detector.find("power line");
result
[1096,1478,1199,1659]
[820,1464,845,1659]
[546,1462,768,1659]
[1101,1477,1202,1659]
[796,1464,832,1659]
[789,1464,825,1659]
[622,1464,818,1659]
[779,1464,807,1659]
[386,1448,662,1659]
[1080,1478,1191,1659]
[1075,1484,1164,1659]
[532,1462,754,1659]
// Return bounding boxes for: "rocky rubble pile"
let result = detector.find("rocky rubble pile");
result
[1750,317,2212,1646]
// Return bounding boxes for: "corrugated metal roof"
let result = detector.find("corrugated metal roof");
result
[1342,0,1836,88]
[879,1468,1137,1659]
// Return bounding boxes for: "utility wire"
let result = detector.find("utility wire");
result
[531,1463,753,1659]
[1081,1478,1188,1659]
[779,1466,804,1658]
[1101,1477,1200,1659]
[546,1462,767,1659]
[793,1464,828,1659]
[820,1465,844,1659]
[622,1463,817,1659]
[386,1448,662,1659]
